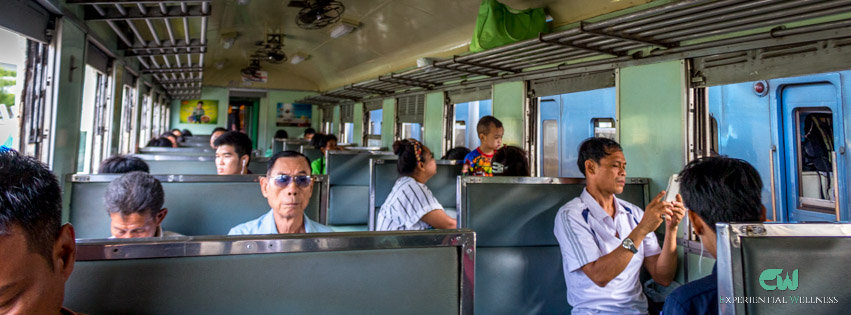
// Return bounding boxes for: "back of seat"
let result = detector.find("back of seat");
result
[303,148,323,162]
[68,174,326,238]
[65,230,474,314]
[458,176,649,314]
[369,159,462,230]
[324,151,393,228]
[141,157,268,175]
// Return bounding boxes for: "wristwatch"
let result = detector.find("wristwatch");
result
[622,238,638,254]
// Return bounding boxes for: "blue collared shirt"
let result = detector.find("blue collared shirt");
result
[228,210,333,235]
[662,263,718,315]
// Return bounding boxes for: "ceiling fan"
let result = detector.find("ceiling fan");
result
[288,0,345,30]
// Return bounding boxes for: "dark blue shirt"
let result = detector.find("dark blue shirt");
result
[662,263,718,315]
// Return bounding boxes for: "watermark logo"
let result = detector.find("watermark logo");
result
[759,269,798,291]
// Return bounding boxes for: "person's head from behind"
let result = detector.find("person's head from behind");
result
[149,137,174,148]
[261,151,314,221]
[393,139,436,182]
[274,129,289,140]
[160,132,178,147]
[104,171,168,239]
[304,128,316,140]
[577,137,625,195]
[99,155,150,174]
[442,146,470,161]
[476,116,504,152]
[492,145,530,176]
[316,134,338,154]
[678,156,765,256]
[181,129,193,137]
[171,129,182,138]
[210,127,228,149]
[0,151,75,314]
[213,131,252,175]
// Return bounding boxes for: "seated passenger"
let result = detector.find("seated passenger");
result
[303,127,316,141]
[209,127,227,149]
[376,139,457,231]
[228,151,332,234]
[213,131,252,175]
[171,129,183,142]
[0,151,78,314]
[160,132,178,148]
[104,171,181,238]
[492,145,530,176]
[148,137,173,148]
[310,134,338,175]
[99,154,150,174]
[662,157,765,315]
[181,129,193,137]
[553,137,684,314]
[442,146,470,161]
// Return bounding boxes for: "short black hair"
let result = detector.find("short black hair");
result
[213,131,253,158]
[267,150,312,176]
[315,134,338,149]
[99,155,150,174]
[442,146,470,161]
[577,137,623,176]
[678,156,764,232]
[212,127,227,134]
[477,115,503,135]
[310,134,325,148]
[104,171,165,217]
[274,129,289,139]
[149,138,173,147]
[392,139,432,176]
[304,128,316,135]
[493,146,530,176]
[0,151,62,265]
[182,129,193,137]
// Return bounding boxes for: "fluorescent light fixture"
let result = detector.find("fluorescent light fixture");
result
[330,22,357,39]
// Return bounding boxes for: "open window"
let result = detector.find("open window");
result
[363,100,382,147]
[339,103,355,144]
[593,118,616,140]
[396,94,424,141]
[795,108,835,213]
[444,86,492,154]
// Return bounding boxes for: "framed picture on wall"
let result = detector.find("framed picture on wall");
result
[180,100,218,124]
[276,103,311,127]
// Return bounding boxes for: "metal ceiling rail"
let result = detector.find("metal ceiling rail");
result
[297,0,851,106]
[71,1,209,101]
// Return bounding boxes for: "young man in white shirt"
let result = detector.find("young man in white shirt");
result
[554,137,685,314]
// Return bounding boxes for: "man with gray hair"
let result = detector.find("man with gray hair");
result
[104,171,181,238]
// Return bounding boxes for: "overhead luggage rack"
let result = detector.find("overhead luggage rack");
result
[298,0,851,105]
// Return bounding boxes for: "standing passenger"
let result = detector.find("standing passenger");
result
[462,115,503,176]
[376,139,457,231]
[662,157,765,315]
[228,151,332,235]
[553,137,684,314]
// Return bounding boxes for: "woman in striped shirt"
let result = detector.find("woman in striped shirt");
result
[376,139,458,231]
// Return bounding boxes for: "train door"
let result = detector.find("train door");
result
[772,74,847,222]
[536,87,616,178]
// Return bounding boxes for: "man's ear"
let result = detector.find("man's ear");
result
[584,160,596,175]
[259,176,269,198]
[53,223,76,280]
[155,208,168,225]
[688,211,705,237]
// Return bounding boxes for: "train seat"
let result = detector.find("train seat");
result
[324,151,394,230]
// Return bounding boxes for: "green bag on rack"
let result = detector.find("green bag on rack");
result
[469,0,549,53]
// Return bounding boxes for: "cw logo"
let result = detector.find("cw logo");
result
[759,269,798,291]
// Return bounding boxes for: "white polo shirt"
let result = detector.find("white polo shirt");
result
[553,188,662,314]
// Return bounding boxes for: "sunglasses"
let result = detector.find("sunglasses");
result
[271,174,312,188]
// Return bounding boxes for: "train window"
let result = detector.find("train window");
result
[118,84,136,154]
[452,99,492,149]
[0,28,26,152]
[541,120,559,177]
[396,95,424,142]
[77,66,111,173]
[593,118,616,140]
[138,91,151,146]
[709,115,719,156]
[796,109,835,212]
[341,122,354,144]
[365,108,382,147]
[400,123,423,141]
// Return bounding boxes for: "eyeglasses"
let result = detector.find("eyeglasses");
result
[271,174,312,188]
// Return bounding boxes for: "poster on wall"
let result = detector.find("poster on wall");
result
[276,103,311,127]
[179,100,218,124]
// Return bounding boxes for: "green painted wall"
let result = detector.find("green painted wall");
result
[353,102,364,145]
[169,86,229,135]
[53,20,88,222]
[423,92,444,153]
[492,81,525,146]
[381,98,395,148]
[619,60,686,194]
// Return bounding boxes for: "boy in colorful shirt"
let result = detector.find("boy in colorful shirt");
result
[462,115,504,176]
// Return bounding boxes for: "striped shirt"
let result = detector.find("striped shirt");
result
[376,176,444,231]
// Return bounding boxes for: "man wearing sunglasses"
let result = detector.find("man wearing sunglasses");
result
[228,151,332,235]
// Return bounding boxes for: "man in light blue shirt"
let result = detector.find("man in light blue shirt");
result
[229,151,332,235]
